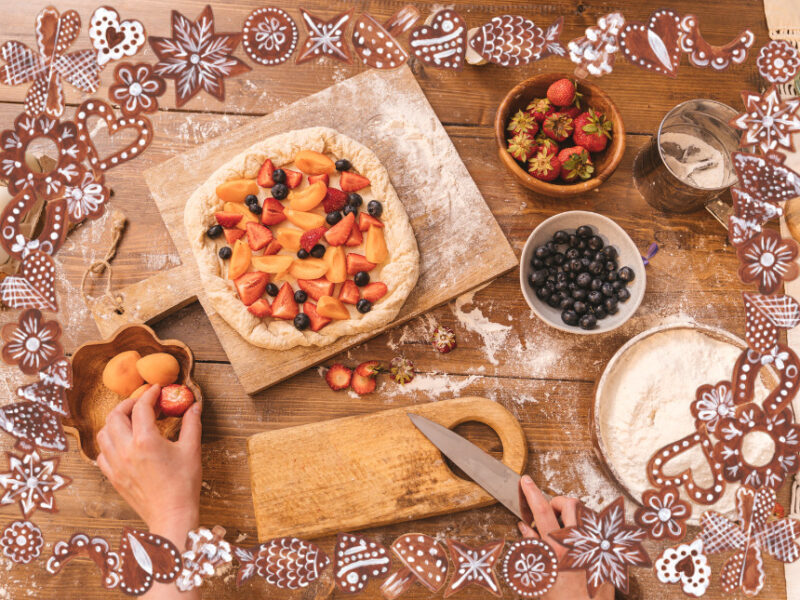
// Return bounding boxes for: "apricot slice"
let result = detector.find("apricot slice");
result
[223,201,259,229]
[130,384,151,399]
[228,239,252,280]
[317,295,350,320]
[365,225,388,264]
[284,209,326,230]
[251,255,294,273]
[323,245,347,283]
[216,179,259,203]
[136,352,180,386]
[289,257,329,280]
[294,150,336,175]
[288,181,327,211]
[102,350,144,397]
[275,227,303,251]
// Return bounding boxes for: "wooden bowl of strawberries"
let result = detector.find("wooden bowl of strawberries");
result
[495,73,626,198]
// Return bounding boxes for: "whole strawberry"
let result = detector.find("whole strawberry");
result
[534,137,559,156]
[546,78,576,107]
[573,108,613,153]
[507,133,536,162]
[557,146,594,182]
[542,112,574,142]
[528,149,561,182]
[507,109,537,136]
[525,97,554,123]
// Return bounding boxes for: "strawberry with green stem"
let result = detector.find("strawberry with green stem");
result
[507,133,536,162]
[557,146,595,182]
[542,112,574,142]
[527,148,561,182]
[507,109,538,136]
[525,97,553,123]
[573,108,613,152]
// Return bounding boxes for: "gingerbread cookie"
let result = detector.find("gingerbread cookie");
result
[352,7,419,70]
[117,528,181,596]
[333,533,391,594]
[0,449,71,518]
[731,86,800,156]
[619,9,682,77]
[501,538,558,598]
[567,12,626,77]
[108,62,166,119]
[46,532,121,589]
[0,250,58,312]
[757,40,800,84]
[233,537,330,589]
[654,538,711,597]
[634,486,692,540]
[409,10,467,70]
[743,292,800,354]
[445,539,504,597]
[17,356,72,418]
[737,229,799,295]
[467,16,565,67]
[0,188,67,260]
[733,151,800,205]
[75,99,153,172]
[678,16,754,70]
[88,6,146,66]
[1,308,62,375]
[1,520,43,564]
[296,9,353,64]
[381,534,448,598]
[242,7,298,66]
[176,526,233,592]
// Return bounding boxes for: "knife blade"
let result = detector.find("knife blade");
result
[407,413,533,522]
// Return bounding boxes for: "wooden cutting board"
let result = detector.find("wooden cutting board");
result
[88,66,517,394]
[247,397,527,541]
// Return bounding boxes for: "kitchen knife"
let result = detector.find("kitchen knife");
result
[407,413,534,523]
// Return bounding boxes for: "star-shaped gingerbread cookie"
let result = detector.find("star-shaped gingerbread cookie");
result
[731,85,800,156]
[296,9,353,64]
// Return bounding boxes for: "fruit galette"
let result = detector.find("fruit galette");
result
[185,127,419,350]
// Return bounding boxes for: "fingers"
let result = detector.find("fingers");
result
[112,394,138,418]
[551,495,581,527]
[520,475,560,538]
[96,452,113,481]
[178,402,202,450]
[131,384,161,434]
[518,521,538,539]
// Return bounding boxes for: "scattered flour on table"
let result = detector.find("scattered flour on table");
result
[534,450,625,512]
[453,291,511,366]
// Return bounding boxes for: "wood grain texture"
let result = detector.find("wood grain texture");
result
[0,0,788,598]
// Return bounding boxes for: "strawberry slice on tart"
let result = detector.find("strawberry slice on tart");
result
[246,222,274,251]
[297,278,335,302]
[339,171,370,192]
[235,272,270,306]
[261,197,286,225]
[247,297,272,318]
[346,253,376,275]
[304,301,332,332]
[338,280,360,305]
[324,212,355,246]
[257,158,276,187]
[215,211,243,228]
[358,213,383,231]
[271,282,299,319]
[362,282,388,303]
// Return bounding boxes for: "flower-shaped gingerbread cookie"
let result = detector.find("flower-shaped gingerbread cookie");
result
[62,169,111,224]
[737,229,799,295]
[691,380,735,434]
[108,63,166,118]
[757,40,800,84]
[634,486,692,540]
[1,520,43,564]
[654,538,711,598]
[1,308,63,375]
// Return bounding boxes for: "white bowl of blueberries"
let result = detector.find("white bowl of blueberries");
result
[520,211,646,334]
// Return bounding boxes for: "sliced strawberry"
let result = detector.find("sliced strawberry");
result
[271,282,299,320]
[261,197,286,225]
[235,272,269,306]
[257,158,275,188]
[246,222,273,251]
[345,221,363,247]
[308,173,329,185]
[158,385,195,417]
[262,239,282,255]
[356,360,382,377]
[346,253,376,275]
[322,187,348,212]
[324,212,355,246]
[300,227,327,252]
[223,228,246,244]
[351,372,376,395]
[358,213,383,232]
[362,282,388,303]
[215,211,243,228]
[339,171,370,192]
[338,280,360,305]
[325,363,352,391]
[297,278,335,301]
[284,169,303,189]
[247,298,272,318]
[304,301,332,332]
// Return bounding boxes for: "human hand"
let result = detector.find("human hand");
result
[518,475,614,600]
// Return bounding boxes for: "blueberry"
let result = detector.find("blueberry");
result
[580,257,591,270]
[601,282,615,297]
[604,297,619,314]
[606,270,618,282]
[569,259,582,273]
[271,169,286,184]
[367,200,383,217]
[590,278,604,291]
[354,271,370,286]
[294,313,310,330]
[588,290,603,305]
[553,230,570,244]
[579,313,597,330]
[605,260,617,272]
[618,266,635,282]
[532,258,545,270]
[343,204,358,217]
[576,225,593,239]
[534,245,550,259]
[565,248,580,260]
[612,280,625,291]
[294,290,308,304]
[582,248,596,259]
[248,203,262,215]
[297,249,309,259]
[576,272,592,288]
[271,183,288,199]
[569,234,580,248]
[572,288,587,301]
[218,246,232,259]
[207,225,223,238]
[573,301,587,315]
[266,283,279,296]
[544,256,554,267]
[555,280,568,292]
[547,294,561,308]
[357,299,372,313]
[545,241,557,254]
[335,158,352,171]
[562,310,579,326]
[577,240,588,251]
[602,246,618,260]
[594,306,608,320]
[552,252,565,265]
[245,194,259,206]
[617,288,631,302]
[536,287,552,301]
[587,235,604,251]
[310,244,326,258]
[326,211,343,226]
[347,192,363,207]
[560,297,575,310]
[589,261,604,275]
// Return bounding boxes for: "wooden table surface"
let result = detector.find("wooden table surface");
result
[0,1,786,598]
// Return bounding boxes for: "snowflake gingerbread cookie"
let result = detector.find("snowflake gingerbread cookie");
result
[731,85,800,156]
[444,538,504,597]
[0,450,71,518]
[296,9,353,65]
[757,40,800,84]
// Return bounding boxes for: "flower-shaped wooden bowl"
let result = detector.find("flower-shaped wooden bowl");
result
[495,73,626,198]
[64,324,202,462]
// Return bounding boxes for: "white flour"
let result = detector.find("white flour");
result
[660,130,728,189]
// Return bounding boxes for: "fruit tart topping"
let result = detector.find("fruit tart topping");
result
[573,108,612,152]
[326,211,343,226]
[525,97,553,123]
[310,244,326,258]
[246,222,274,251]
[289,181,327,211]
[346,253,376,275]
[271,169,286,184]
[367,200,383,218]
[362,282,388,303]
[325,364,352,391]
[322,187,348,212]
[284,169,303,189]
[298,278,335,301]
[308,173,329,185]
[257,158,276,187]
[158,385,195,417]
[261,197,287,225]
[335,158,352,171]
[431,326,457,353]
[228,239,252,280]
[235,272,269,306]
[207,224,223,238]
[338,280,360,305]
[271,282,299,320]
[339,171,370,192]
[284,209,326,230]
[266,283,279,296]
[218,246,232,259]
[271,183,289,200]
[542,112,574,142]
[507,133,536,162]
[294,290,308,304]
[347,192,363,207]
[275,228,302,251]
[356,361,383,377]
[345,221,363,247]
[354,271,370,286]
[324,245,347,283]
[304,301,331,332]
[295,150,336,175]
[223,202,259,228]
[216,179,259,203]
[325,212,355,246]
[248,298,272,318]
[251,254,294,274]
[296,249,309,259]
[215,211,243,228]
[507,109,537,135]
[300,227,327,252]
[351,371,376,395]
[293,313,310,330]
[245,193,259,205]
[546,78,576,107]
[289,257,329,280]
[263,239,282,255]
[558,146,594,182]
[343,204,359,218]
[358,213,383,231]
[365,225,388,263]
[356,299,372,313]
[389,357,415,385]
[317,295,350,320]
[223,228,246,245]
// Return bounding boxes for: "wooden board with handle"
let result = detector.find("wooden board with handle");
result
[247,397,527,541]
[88,66,518,394]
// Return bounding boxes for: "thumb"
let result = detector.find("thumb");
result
[131,384,161,434]
[178,401,202,450]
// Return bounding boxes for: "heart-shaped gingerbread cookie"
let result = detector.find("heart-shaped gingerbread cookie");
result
[619,9,681,77]
[88,6,146,66]
[409,9,466,69]
[74,100,152,172]
[0,250,58,311]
